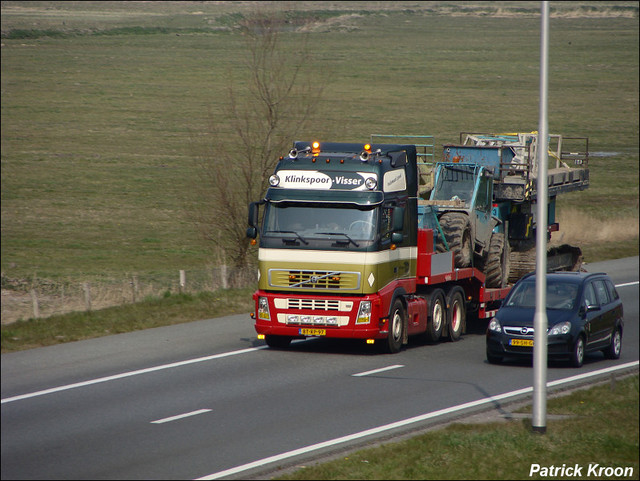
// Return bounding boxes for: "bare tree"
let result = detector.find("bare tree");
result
[189,7,326,275]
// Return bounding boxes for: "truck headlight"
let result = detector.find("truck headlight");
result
[258,297,271,320]
[356,301,372,324]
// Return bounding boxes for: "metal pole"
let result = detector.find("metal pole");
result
[533,0,549,434]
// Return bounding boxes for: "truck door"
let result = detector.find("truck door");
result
[380,205,410,279]
[474,173,494,254]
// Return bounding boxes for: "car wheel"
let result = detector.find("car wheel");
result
[486,349,503,364]
[570,335,585,368]
[603,327,622,359]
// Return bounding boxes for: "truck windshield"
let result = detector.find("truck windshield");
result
[263,204,378,243]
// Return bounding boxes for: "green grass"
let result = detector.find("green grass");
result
[0,287,255,353]
[1,2,638,322]
[275,375,639,480]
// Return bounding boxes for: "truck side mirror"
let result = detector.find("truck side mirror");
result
[392,206,405,232]
[389,151,407,167]
[248,202,259,228]
[246,226,257,239]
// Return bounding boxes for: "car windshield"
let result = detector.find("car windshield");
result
[262,204,378,242]
[505,280,579,310]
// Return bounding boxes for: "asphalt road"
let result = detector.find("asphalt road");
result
[1,257,638,480]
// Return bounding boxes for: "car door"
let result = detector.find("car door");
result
[582,281,603,349]
[590,279,613,349]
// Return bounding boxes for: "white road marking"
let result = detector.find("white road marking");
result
[1,346,268,404]
[151,409,212,424]
[616,281,639,288]
[352,364,404,377]
[195,361,639,480]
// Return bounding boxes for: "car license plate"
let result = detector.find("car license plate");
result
[299,328,326,336]
[510,339,534,347]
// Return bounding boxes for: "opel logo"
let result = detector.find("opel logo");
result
[521,327,532,335]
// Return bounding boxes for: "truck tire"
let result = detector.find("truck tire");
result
[265,335,292,349]
[484,233,510,288]
[385,299,405,354]
[423,289,445,342]
[446,287,466,342]
[437,212,472,268]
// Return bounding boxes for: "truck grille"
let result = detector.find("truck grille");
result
[269,270,360,290]
[288,298,341,310]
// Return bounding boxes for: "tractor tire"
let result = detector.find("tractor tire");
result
[508,240,536,284]
[437,212,473,268]
[484,233,510,288]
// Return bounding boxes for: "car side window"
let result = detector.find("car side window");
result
[583,282,597,308]
[593,280,611,306]
[605,279,620,301]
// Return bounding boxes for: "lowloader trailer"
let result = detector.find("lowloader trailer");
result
[247,135,588,353]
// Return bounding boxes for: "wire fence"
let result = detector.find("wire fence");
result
[1,265,257,324]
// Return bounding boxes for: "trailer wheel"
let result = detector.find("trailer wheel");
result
[385,299,405,354]
[446,287,466,342]
[438,212,472,268]
[265,335,292,349]
[426,289,445,342]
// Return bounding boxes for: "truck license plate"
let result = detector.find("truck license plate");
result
[510,339,534,347]
[299,328,326,336]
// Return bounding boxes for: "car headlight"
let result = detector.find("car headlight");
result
[488,317,502,333]
[548,321,571,336]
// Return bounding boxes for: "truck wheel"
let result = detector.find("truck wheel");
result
[446,287,466,342]
[265,335,292,349]
[385,299,405,354]
[485,233,509,288]
[426,289,445,342]
[438,212,472,268]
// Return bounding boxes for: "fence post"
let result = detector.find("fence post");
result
[221,264,228,289]
[179,270,186,293]
[131,276,138,303]
[30,289,40,319]
[83,282,92,311]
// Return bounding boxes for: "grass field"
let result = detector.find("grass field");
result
[273,374,639,480]
[1,1,638,322]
